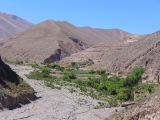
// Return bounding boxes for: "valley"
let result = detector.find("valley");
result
[0,11,160,120]
[0,64,124,120]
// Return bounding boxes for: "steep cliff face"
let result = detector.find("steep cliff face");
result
[0,57,36,109]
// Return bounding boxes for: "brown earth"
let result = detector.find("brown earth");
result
[0,20,130,63]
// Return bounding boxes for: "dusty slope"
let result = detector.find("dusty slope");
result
[79,27,130,44]
[0,64,124,120]
[108,91,160,120]
[61,31,160,83]
[0,20,130,63]
[0,12,32,41]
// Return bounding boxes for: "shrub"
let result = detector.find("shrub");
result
[96,69,106,75]
[41,67,51,78]
[98,84,108,91]
[15,60,23,65]
[125,67,144,87]
[86,78,100,89]
[106,82,118,95]
[89,69,96,74]
[49,63,64,71]
[31,63,39,68]
[63,70,76,80]
[117,88,133,101]
[27,71,44,80]
[70,62,80,70]
[107,97,118,107]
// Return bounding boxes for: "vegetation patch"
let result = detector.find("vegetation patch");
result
[27,63,158,107]
[4,58,24,65]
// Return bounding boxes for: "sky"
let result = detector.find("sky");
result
[0,0,159,34]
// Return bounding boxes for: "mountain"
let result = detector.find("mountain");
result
[0,12,33,41]
[0,57,36,109]
[61,31,160,83]
[0,20,130,63]
[79,27,130,44]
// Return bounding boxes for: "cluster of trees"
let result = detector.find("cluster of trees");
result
[72,67,145,102]
[28,62,146,105]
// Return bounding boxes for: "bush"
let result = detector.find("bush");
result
[31,63,39,68]
[125,67,144,87]
[96,69,106,75]
[117,88,133,101]
[106,82,118,95]
[27,71,44,80]
[15,60,23,65]
[89,69,96,74]
[63,70,76,80]
[41,67,51,78]
[49,63,64,71]
[135,84,155,94]
[86,78,100,89]
[70,62,80,70]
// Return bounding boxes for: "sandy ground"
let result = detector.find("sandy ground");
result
[0,65,123,120]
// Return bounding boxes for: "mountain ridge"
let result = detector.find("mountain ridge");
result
[0,19,131,63]
[0,12,33,41]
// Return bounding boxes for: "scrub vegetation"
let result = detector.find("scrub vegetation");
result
[27,62,158,107]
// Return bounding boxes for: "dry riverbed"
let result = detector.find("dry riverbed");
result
[0,65,123,120]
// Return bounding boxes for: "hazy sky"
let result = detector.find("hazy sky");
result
[0,0,159,34]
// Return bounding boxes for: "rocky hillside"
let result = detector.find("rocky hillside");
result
[0,57,36,109]
[61,31,160,83]
[0,20,130,63]
[108,91,160,120]
[0,12,32,42]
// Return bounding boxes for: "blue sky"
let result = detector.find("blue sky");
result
[0,0,159,34]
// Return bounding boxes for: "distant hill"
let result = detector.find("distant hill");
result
[0,20,130,63]
[0,12,33,41]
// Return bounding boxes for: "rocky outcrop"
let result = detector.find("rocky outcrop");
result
[108,92,160,120]
[44,49,62,63]
[0,57,36,109]
[0,56,20,85]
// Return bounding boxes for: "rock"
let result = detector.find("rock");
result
[109,92,160,120]
[0,56,36,109]
[121,102,135,107]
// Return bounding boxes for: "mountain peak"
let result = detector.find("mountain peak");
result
[0,12,33,41]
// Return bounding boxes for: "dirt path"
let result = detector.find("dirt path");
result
[0,65,123,120]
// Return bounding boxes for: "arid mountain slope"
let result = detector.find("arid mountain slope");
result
[79,27,129,44]
[0,12,32,41]
[0,20,130,63]
[61,32,160,83]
